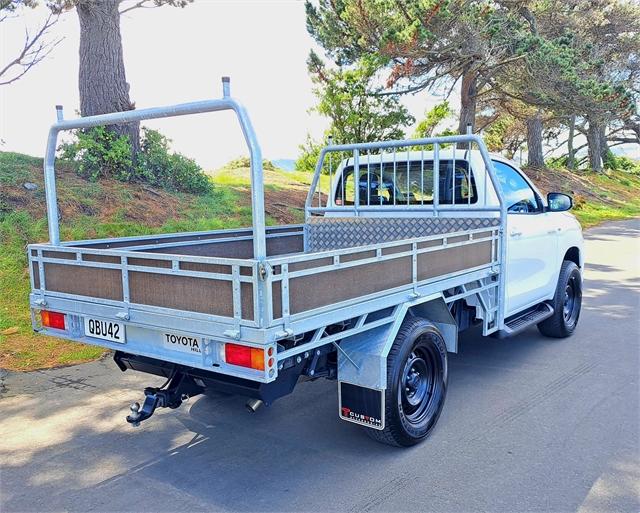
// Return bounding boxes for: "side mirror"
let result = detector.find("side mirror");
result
[547,192,572,212]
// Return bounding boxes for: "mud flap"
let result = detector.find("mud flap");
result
[338,382,384,430]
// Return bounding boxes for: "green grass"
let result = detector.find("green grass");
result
[212,165,330,193]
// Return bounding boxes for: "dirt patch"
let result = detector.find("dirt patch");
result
[95,183,182,225]
[229,184,327,224]
[265,188,308,224]
[2,163,184,228]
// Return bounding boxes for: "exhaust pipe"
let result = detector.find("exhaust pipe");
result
[245,398,263,413]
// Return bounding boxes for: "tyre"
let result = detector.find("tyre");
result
[537,260,582,338]
[366,316,448,447]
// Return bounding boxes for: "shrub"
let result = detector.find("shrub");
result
[135,129,211,193]
[59,126,133,182]
[221,156,276,171]
[603,153,640,173]
[59,127,212,194]
[295,135,323,173]
[546,155,569,170]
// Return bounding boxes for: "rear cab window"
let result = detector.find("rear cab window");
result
[334,160,477,206]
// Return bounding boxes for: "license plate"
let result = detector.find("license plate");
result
[84,317,126,344]
[162,332,202,355]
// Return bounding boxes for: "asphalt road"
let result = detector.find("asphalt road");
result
[1,219,639,513]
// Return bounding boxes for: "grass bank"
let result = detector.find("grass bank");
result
[525,166,640,228]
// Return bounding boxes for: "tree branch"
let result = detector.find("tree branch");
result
[0,12,61,86]
[119,0,153,15]
[119,0,191,15]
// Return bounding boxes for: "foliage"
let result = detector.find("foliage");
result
[482,113,522,157]
[59,127,211,194]
[295,134,324,173]
[135,128,211,193]
[603,154,640,173]
[221,156,277,171]
[306,0,538,132]
[306,0,640,170]
[490,0,640,170]
[308,51,414,143]
[413,101,452,139]
[296,51,414,173]
[59,126,134,181]
[546,155,570,170]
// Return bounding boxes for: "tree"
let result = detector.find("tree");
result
[308,51,414,143]
[0,1,61,86]
[296,52,414,171]
[305,0,538,134]
[475,92,550,164]
[577,0,640,170]
[50,0,191,155]
[489,0,640,171]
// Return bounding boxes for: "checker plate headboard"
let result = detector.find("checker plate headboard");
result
[305,216,500,252]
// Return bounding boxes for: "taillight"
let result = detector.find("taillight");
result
[225,343,264,371]
[41,310,66,330]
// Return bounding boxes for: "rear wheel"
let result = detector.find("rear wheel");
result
[366,316,448,447]
[538,260,582,338]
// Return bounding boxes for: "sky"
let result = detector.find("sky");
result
[0,0,442,171]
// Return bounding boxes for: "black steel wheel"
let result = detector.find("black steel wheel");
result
[538,260,582,338]
[366,316,448,447]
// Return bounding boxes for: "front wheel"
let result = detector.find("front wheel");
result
[538,260,582,338]
[366,316,448,447]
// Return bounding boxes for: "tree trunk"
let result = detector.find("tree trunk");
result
[526,114,544,168]
[77,0,139,154]
[599,124,610,167]
[586,121,603,172]
[567,115,576,170]
[458,69,478,134]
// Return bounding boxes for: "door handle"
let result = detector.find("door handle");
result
[547,227,562,234]
[510,230,522,237]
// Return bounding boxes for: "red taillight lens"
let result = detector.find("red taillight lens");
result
[41,310,66,330]
[225,343,264,371]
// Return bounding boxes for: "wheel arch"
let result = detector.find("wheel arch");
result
[408,297,458,353]
[564,246,581,268]
[336,294,457,391]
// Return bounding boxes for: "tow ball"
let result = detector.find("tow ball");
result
[126,372,203,426]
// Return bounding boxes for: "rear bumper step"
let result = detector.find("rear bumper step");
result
[495,303,554,339]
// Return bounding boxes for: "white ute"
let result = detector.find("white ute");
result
[29,79,583,446]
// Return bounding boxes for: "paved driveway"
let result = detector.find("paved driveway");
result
[1,219,638,513]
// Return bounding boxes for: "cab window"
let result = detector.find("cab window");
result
[335,160,477,206]
[492,161,541,214]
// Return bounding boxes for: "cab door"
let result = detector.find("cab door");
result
[492,161,558,317]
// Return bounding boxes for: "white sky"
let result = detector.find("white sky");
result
[0,0,442,170]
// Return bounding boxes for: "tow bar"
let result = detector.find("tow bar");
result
[126,372,203,426]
